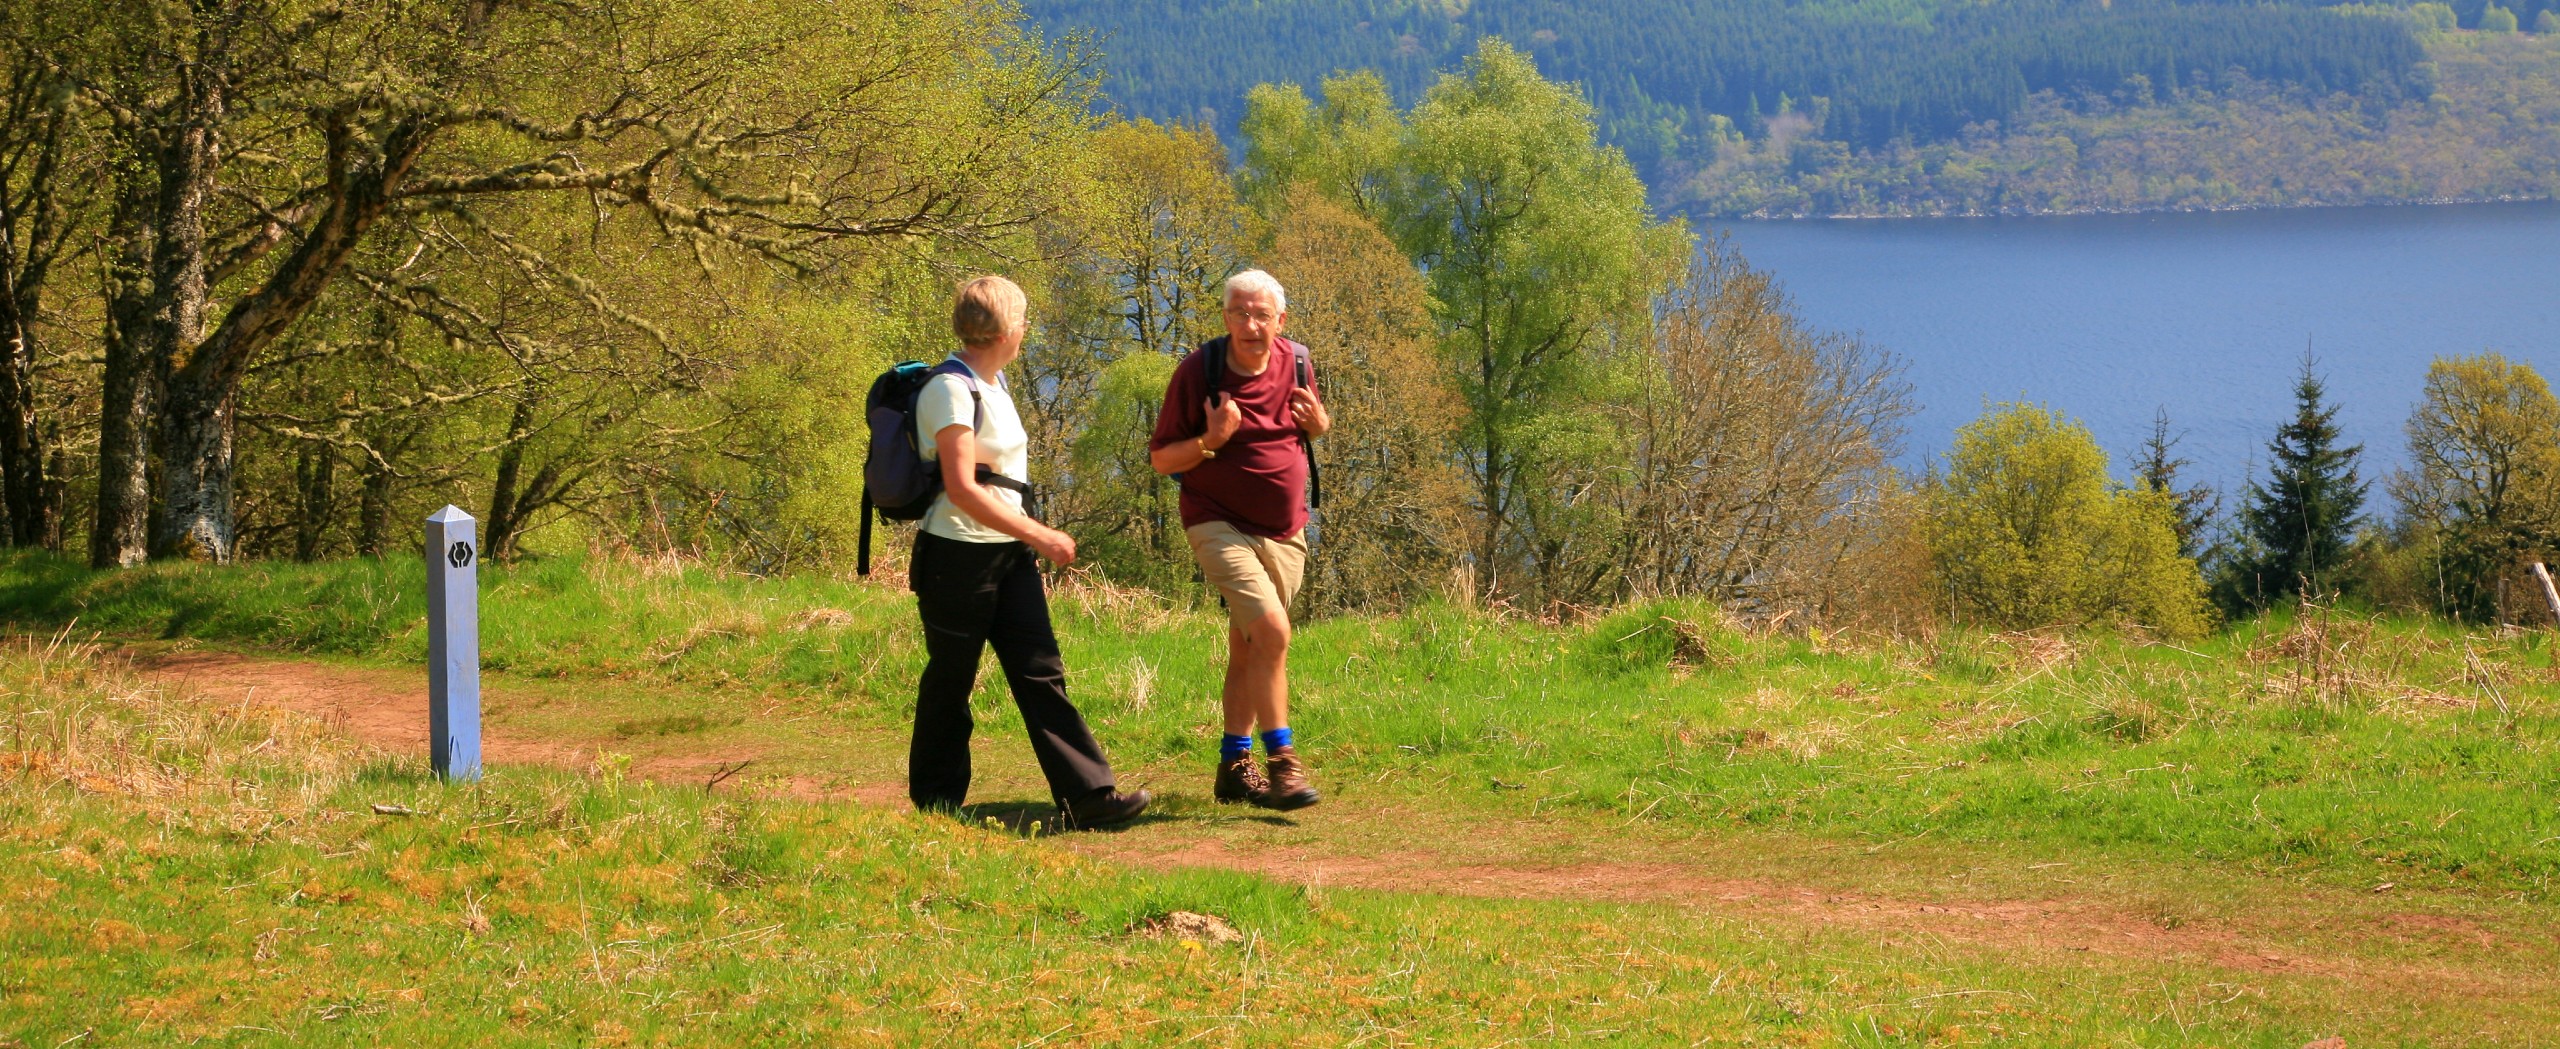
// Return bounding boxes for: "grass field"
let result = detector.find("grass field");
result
[5,550,2558,1044]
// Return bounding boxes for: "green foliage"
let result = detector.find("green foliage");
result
[1,0,1106,567]
[2485,4,2523,31]
[2133,409,2219,561]
[1927,403,2212,637]
[1064,350,1194,592]
[1260,188,1468,612]
[1244,40,1691,602]
[2540,9,2560,32]
[2225,358,2370,611]
[2391,353,2560,620]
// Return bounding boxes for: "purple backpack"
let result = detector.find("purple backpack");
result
[858,359,1031,575]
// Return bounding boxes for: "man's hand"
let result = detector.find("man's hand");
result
[1027,525,1078,566]
[1289,387,1330,439]
[1203,393,1244,449]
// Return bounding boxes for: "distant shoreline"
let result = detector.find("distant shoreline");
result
[1712,193,2559,222]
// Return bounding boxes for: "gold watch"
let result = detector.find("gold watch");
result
[1197,438,1217,461]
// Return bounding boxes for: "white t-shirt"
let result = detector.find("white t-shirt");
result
[915,355,1030,543]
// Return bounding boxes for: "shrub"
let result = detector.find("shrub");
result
[1927,403,2213,637]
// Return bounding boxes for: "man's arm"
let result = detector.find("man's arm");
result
[1151,394,1244,475]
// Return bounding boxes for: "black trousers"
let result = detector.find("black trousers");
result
[908,531,1115,810]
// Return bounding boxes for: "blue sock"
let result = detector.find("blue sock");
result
[1260,727,1294,753]
[1220,734,1253,762]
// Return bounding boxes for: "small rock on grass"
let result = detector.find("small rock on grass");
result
[2303,1038,2346,1049]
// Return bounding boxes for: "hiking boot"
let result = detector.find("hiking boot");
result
[1059,787,1150,830]
[1260,746,1320,811]
[1214,752,1270,804]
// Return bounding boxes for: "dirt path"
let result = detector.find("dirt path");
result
[129,646,2560,1018]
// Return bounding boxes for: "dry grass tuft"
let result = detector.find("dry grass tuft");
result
[1,629,375,820]
[1053,570,1190,633]
[1132,910,1244,946]
[787,608,855,632]
[1979,631,2079,674]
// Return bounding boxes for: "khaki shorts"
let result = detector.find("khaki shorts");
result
[1185,520,1307,628]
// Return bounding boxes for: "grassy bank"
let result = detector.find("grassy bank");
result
[3,634,2428,1046]
[3,551,2554,900]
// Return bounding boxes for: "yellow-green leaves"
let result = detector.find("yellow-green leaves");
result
[1929,403,2213,637]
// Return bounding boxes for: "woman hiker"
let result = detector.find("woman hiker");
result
[907,275,1149,829]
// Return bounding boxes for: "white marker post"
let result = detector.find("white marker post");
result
[425,505,482,782]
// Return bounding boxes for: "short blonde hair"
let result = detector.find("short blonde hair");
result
[951,275,1026,347]
[1223,269,1287,313]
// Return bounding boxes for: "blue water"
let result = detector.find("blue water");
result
[1713,202,2560,497]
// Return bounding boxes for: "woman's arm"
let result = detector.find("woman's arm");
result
[935,423,1075,565]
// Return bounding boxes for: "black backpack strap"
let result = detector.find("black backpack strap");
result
[1294,343,1321,510]
[1203,337,1228,403]
[925,358,987,434]
[976,467,1036,520]
[927,358,1040,521]
[859,487,875,576]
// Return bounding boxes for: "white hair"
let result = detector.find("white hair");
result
[1223,269,1286,313]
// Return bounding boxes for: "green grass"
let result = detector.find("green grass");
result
[0,633,2503,1046]
[3,550,2553,902]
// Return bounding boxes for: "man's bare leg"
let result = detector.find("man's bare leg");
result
[1223,609,1315,808]
[1222,612,1291,735]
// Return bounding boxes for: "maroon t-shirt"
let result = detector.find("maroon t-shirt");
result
[1150,337,1317,539]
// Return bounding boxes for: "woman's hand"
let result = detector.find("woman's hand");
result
[1027,525,1078,566]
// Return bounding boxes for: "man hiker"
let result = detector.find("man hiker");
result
[1149,269,1330,810]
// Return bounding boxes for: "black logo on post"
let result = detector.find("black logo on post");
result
[448,541,475,568]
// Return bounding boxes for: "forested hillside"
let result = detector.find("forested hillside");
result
[1025,0,2560,215]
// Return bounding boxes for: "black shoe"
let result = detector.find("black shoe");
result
[1060,787,1150,829]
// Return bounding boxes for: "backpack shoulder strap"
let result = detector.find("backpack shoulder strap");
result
[1201,337,1229,401]
[1280,339,1321,511]
[926,357,987,432]
[925,357,1035,511]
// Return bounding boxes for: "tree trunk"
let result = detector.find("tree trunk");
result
[0,333,51,548]
[149,111,431,563]
[152,366,238,560]
[356,454,396,557]
[351,419,423,557]
[92,190,165,568]
[39,447,64,551]
[98,80,222,566]
[484,398,535,559]
[293,440,335,561]
[1,65,69,552]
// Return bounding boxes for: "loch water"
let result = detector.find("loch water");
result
[1714,201,2560,497]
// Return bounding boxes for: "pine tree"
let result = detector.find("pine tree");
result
[2133,408,2218,561]
[2232,354,2368,607]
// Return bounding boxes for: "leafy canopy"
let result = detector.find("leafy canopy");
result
[1929,402,2212,637]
